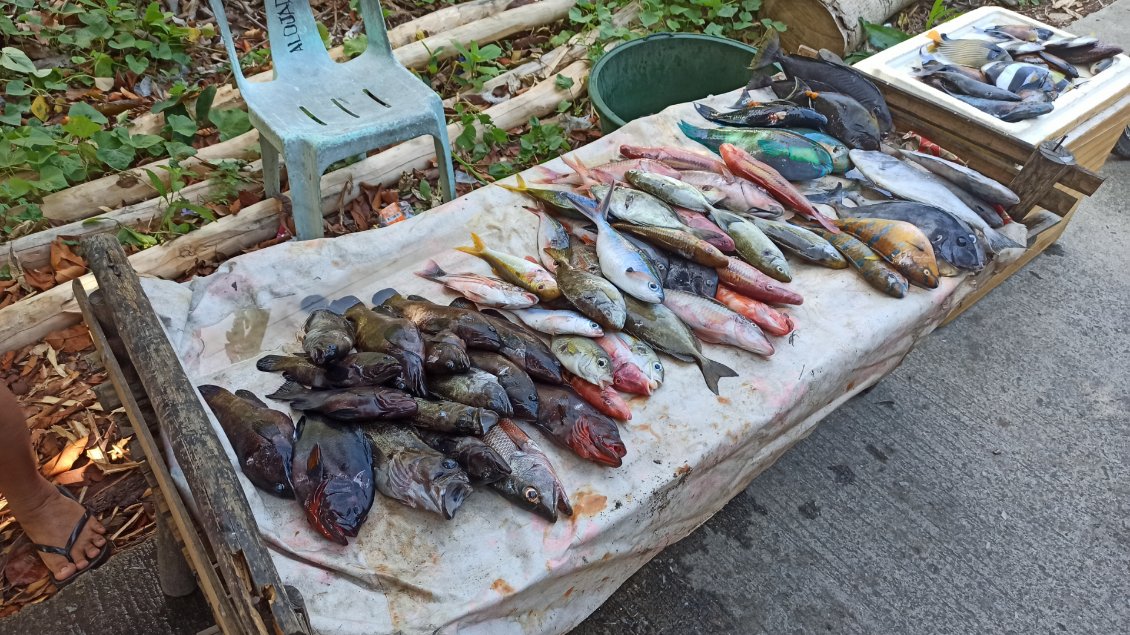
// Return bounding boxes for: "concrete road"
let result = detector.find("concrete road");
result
[3,5,1128,634]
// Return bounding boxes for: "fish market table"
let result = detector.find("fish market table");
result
[80,91,1046,635]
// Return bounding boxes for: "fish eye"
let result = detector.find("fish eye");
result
[590,322,600,329]
[442,459,458,470]
[956,237,968,246]
[648,282,659,290]
[523,486,541,504]
[597,359,607,367]
[653,363,662,371]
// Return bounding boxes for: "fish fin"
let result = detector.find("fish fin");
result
[595,182,615,222]
[266,380,308,403]
[235,389,269,409]
[414,259,446,282]
[544,247,570,266]
[694,102,722,121]
[256,355,290,373]
[695,356,739,396]
[455,233,486,257]
[560,154,593,183]
[306,443,323,481]
[984,227,1023,253]
[926,30,942,45]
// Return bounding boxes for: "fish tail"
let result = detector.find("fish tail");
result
[984,227,1023,253]
[267,380,306,401]
[926,30,942,45]
[694,102,722,121]
[455,233,486,258]
[677,120,708,144]
[415,259,447,282]
[402,352,429,397]
[497,174,530,194]
[544,247,570,265]
[560,153,593,182]
[256,355,290,373]
[695,355,739,395]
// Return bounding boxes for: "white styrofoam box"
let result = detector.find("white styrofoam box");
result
[853,6,1130,145]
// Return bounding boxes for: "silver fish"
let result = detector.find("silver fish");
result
[848,150,1021,253]
[899,150,1020,206]
[483,419,573,522]
[562,188,664,303]
[511,308,604,337]
[626,170,719,214]
[589,184,684,229]
[529,207,571,273]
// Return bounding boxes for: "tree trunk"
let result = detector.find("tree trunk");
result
[761,0,919,56]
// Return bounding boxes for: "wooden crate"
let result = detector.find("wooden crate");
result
[73,240,314,635]
[868,77,1130,323]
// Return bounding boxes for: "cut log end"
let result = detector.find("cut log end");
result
[763,0,918,56]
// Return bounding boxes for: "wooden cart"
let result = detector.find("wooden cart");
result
[73,87,1127,632]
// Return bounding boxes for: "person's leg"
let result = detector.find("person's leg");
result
[0,384,107,582]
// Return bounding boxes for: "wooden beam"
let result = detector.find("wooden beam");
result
[79,235,307,635]
[74,280,242,633]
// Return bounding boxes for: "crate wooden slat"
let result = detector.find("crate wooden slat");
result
[77,235,311,635]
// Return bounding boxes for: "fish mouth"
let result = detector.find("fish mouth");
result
[613,367,652,396]
[570,415,627,467]
[245,442,295,498]
[309,345,336,366]
[525,353,564,384]
[438,480,473,520]
[304,479,355,545]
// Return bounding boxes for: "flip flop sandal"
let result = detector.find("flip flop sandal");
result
[31,486,113,588]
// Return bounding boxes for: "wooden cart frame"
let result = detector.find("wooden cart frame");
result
[73,87,1129,633]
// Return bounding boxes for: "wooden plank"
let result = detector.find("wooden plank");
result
[1063,94,1130,171]
[74,279,239,633]
[1007,141,1076,221]
[79,235,307,635]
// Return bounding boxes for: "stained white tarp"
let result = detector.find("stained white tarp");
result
[142,90,1025,634]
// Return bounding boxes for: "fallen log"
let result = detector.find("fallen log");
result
[444,0,640,108]
[761,0,918,56]
[129,0,574,136]
[39,131,261,223]
[0,59,589,353]
[3,161,263,273]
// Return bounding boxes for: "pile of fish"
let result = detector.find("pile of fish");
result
[914,24,1123,122]
[196,31,1034,545]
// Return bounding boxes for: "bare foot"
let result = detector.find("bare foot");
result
[18,486,108,583]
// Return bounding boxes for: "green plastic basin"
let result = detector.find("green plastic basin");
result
[590,33,759,134]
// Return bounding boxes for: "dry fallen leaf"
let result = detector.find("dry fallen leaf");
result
[3,544,49,587]
[40,434,89,477]
[43,324,92,354]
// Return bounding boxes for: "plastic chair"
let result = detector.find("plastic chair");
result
[208,0,456,239]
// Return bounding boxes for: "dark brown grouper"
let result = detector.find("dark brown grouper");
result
[532,384,626,467]
[379,292,502,351]
[424,329,470,374]
[345,302,428,396]
[290,415,374,545]
[256,352,401,389]
[448,298,564,385]
[429,369,514,417]
[482,419,573,522]
[469,351,539,421]
[268,381,418,421]
[302,309,354,365]
[199,385,296,498]
[416,429,512,484]
[366,424,472,520]
[411,397,499,436]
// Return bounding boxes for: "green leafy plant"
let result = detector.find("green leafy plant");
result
[924,0,962,29]
[207,159,252,204]
[143,160,218,239]
[451,40,505,90]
